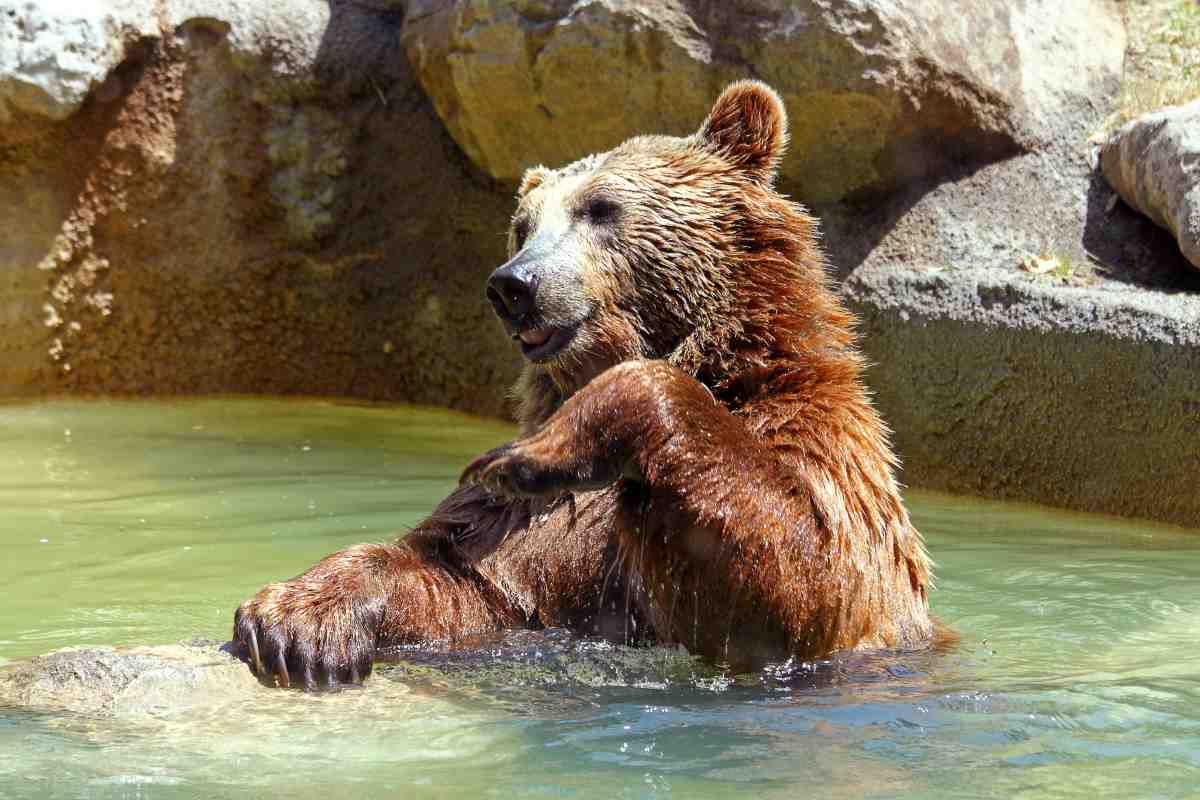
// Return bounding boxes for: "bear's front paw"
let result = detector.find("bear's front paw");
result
[460,442,563,498]
[233,579,382,690]
[460,435,621,499]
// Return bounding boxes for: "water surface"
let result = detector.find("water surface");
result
[1,398,1197,799]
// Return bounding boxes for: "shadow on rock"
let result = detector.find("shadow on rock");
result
[1082,166,1200,292]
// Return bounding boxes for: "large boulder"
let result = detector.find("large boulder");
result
[0,0,521,415]
[401,0,1125,203]
[1101,101,1200,272]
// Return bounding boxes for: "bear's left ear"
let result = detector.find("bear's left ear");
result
[697,80,788,187]
[517,165,552,199]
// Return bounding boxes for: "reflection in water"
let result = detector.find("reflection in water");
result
[0,399,1198,799]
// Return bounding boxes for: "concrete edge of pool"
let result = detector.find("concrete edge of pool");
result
[849,264,1200,529]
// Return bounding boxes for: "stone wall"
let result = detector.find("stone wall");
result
[0,0,521,416]
[3,0,1198,525]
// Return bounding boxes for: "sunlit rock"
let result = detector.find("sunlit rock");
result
[0,0,157,123]
[401,0,1124,203]
[1101,100,1200,272]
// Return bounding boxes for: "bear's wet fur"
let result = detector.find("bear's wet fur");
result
[234,81,933,688]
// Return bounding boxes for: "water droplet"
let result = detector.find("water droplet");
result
[39,538,48,544]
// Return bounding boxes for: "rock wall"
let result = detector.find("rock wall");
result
[847,265,1200,529]
[4,0,1197,526]
[0,0,521,416]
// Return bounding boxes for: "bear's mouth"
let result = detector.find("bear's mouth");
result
[514,324,578,362]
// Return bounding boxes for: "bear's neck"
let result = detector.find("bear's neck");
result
[706,209,909,540]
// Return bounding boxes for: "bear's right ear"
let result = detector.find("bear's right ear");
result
[517,166,551,199]
[697,80,788,187]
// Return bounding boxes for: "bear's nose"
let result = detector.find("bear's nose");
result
[486,263,538,320]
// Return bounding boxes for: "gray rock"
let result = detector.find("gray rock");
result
[0,0,156,122]
[401,0,1124,203]
[1101,101,1200,272]
[0,0,329,124]
[847,263,1200,528]
[0,641,259,716]
[164,0,329,75]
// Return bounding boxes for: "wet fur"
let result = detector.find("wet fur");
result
[233,81,933,688]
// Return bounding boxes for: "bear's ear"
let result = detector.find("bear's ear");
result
[517,165,551,199]
[697,80,788,186]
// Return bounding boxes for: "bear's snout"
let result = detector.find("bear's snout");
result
[487,261,540,321]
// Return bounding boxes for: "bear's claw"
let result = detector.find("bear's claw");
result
[461,444,544,497]
[461,392,633,498]
[244,619,264,675]
[233,584,380,691]
[460,439,590,498]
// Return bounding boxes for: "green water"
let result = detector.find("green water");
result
[1,398,1198,799]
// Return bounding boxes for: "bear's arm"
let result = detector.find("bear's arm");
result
[463,359,931,665]
[232,484,528,688]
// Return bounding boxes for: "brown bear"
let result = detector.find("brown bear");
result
[233,80,934,689]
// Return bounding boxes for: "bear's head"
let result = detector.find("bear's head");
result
[486,81,839,426]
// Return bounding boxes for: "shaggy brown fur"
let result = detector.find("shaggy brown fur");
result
[233,81,933,688]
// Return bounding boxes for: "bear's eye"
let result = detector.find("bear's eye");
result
[582,197,621,225]
[513,218,531,250]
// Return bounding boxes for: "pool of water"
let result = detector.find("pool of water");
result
[0,398,1197,799]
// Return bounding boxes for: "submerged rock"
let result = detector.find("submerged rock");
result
[1101,101,1200,272]
[0,640,506,777]
[0,641,258,716]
